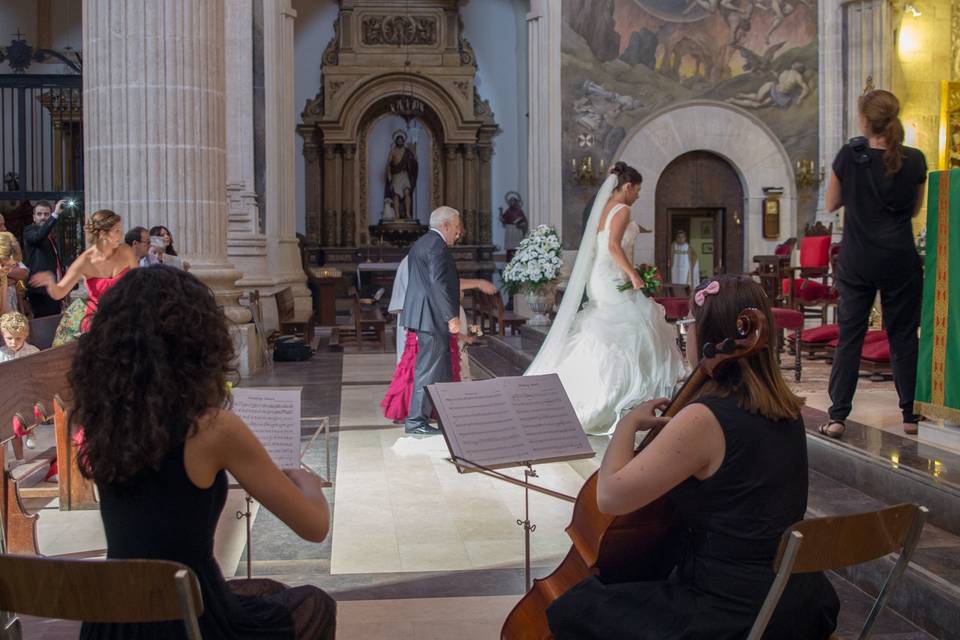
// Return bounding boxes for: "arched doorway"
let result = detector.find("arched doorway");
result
[654,151,744,284]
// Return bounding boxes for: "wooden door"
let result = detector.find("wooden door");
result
[654,151,744,283]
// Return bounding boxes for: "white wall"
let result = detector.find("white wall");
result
[292,0,338,237]
[291,0,529,250]
[461,0,529,252]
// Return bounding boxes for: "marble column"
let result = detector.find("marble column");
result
[322,145,338,246]
[445,144,462,215]
[817,0,844,225]
[477,144,493,244]
[463,145,477,244]
[526,0,563,236]
[842,0,894,137]
[302,135,322,243]
[262,0,310,316]
[341,144,356,246]
[226,0,270,287]
[83,0,249,323]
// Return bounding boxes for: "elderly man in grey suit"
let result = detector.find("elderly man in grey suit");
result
[402,206,462,435]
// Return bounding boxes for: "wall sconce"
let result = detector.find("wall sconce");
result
[794,159,824,189]
[571,156,605,187]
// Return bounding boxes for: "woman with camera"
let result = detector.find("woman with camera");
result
[822,90,928,437]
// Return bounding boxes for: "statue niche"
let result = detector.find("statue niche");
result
[384,129,419,221]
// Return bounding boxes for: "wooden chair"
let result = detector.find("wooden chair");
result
[0,555,204,639]
[752,237,796,307]
[746,503,928,640]
[276,286,315,346]
[336,298,386,352]
[475,291,526,336]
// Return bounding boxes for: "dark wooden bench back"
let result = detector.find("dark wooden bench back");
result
[0,343,77,447]
[28,314,61,351]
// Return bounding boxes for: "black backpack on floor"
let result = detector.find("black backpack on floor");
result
[273,336,313,362]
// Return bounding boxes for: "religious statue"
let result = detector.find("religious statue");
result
[499,191,528,252]
[384,130,419,221]
[670,229,700,286]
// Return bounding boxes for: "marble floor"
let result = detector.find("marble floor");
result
[15,341,950,639]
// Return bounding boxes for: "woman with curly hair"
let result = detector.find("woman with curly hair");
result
[29,209,138,332]
[75,266,335,639]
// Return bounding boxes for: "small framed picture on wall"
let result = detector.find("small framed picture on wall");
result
[702,242,714,255]
[700,221,713,236]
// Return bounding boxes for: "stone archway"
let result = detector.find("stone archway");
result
[614,100,796,269]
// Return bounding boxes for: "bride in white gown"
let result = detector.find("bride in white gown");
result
[526,162,688,434]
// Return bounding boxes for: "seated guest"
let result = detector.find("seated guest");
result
[148,224,190,271]
[0,311,39,362]
[547,275,839,639]
[124,226,151,262]
[0,231,25,315]
[73,266,335,639]
[30,210,139,332]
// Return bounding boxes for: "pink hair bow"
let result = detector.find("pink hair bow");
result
[694,280,720,307]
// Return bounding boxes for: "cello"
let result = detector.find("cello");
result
[501,308,769,639]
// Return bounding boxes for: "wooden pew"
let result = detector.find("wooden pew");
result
[0,342,84,554]
[474,291,526,336]
[53,395,97,511]
[277,286,315,345]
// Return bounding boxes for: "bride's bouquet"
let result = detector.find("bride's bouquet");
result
[502,224,563,295]
[617,263,662,296]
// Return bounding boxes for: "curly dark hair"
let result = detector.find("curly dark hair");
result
[70,266,237,486]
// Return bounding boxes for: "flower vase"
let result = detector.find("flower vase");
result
[523,286,553,326]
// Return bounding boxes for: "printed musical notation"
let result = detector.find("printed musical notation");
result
[230,387,302,469]
[428,375,593,470]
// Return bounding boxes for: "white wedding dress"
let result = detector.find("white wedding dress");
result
[526,177,688,435]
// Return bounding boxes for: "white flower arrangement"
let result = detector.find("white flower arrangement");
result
[501,224,563,295]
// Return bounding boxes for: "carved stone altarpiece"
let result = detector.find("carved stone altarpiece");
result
[298,0,500,268]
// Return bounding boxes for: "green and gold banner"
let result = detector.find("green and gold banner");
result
[916,169,960,422]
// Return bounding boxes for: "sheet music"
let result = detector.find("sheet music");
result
[231,387,302,469]
[428,374,593,470]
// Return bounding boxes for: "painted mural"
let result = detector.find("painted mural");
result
[561,0,818,246]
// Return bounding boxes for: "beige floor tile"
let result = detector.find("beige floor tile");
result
[336,596,517,624]
[342,354,398,383]
[339,385,392,427]
[413,620,505,640]
[329,532,401,575]
[398,540,472,571]
[337,621,415,639]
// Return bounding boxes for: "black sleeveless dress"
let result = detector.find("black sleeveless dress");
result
[547,395,840,639]
[80,444,307,639]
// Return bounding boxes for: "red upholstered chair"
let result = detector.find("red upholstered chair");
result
[771,307,803,382]
[824,330,887,363]
[782,223,839,323]
[654,284,691,322]
[861,337,893,381]
[752,237,796,307]
[788,323,839,360]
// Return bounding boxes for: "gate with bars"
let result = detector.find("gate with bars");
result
[0,71,84,263]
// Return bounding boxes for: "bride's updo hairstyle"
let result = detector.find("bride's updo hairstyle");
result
[690,274,803,421]
[610,161,642,190]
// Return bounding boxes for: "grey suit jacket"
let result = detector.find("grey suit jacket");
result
[400,230,459,335]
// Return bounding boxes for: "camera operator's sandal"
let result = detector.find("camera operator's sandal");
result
[818,421,845,439]
[903,417,923,435]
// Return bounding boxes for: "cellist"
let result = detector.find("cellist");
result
[547,275,840,640]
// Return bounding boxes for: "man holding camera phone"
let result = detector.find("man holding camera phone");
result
[24,199,68,317]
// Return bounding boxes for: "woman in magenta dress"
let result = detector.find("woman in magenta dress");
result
[381,329,461,422]
[30,209,139,331]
